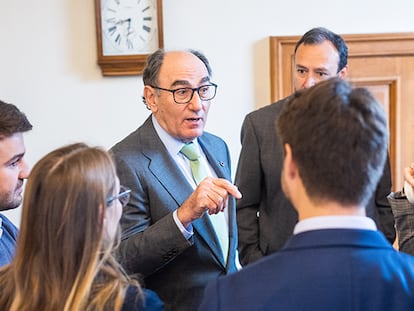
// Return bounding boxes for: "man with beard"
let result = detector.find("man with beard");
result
[0,100,32,266]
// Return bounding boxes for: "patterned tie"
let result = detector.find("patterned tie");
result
[180,142,229,262]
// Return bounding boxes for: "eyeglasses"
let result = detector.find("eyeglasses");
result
[106,185,131,208]
[149,83,218,104]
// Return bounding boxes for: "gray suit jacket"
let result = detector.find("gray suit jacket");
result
[111,116,238,311]
[388,191,414,255]
[235,98,395,265]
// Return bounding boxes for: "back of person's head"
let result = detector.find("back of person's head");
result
[0,100,32,140]
[277,78,388,208]
[294,27,348,72]
[0,143,135,311]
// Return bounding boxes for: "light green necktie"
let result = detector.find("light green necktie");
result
[180,142,209,185]
[180,142,229,262]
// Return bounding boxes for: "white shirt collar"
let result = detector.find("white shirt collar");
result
[293,215,377,235]
[151,115,202,156]
[152,115,189,154]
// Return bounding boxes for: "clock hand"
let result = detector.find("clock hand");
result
[126,18,134,37]
[115,18,131,26]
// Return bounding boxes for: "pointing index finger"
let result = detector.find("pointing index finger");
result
[212,178,242,199]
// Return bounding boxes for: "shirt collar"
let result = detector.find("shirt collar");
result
[151,115,200,155]
[293,215,377,235]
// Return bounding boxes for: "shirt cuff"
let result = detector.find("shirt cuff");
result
[173,210,193,240]
[391,190,407,200]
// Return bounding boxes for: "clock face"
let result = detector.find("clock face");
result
[101,0,159,56]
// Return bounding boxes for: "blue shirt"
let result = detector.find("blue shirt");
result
[0,214,18,267]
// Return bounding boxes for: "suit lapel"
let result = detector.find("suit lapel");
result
[199,138,230,180]
[196,136,234,269]
[140,119,228,269]
[140,118,193,207]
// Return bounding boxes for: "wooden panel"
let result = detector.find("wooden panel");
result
[350,78,398,183]
[269,33,414,190]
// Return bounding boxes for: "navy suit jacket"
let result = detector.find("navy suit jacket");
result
[122,287,164,311]
[111,116,238,311]
[199,229,414,311]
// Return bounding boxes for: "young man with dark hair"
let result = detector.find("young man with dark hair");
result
[200,78,414,311]
[0,100,32,266]
[235,27,394,266]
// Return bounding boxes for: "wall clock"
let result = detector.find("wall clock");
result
[94,0,164,76]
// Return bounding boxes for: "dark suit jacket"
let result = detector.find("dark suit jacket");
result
[199,229,414,311]
[388,192,414,255]
[235,98,395,265]
[111,116,238,311]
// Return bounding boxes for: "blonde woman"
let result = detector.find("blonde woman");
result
[0,143,163,311]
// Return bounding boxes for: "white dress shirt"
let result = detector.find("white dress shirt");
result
[294,215,377,235]
[151,115,229,237]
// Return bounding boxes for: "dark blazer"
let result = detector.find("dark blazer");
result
[111,116,238,311]
[388,192,414,255]
[235,98,395,265]
[199,229,414,311]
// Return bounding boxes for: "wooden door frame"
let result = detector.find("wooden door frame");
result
[270,32,414,101]
[269,32,414,190]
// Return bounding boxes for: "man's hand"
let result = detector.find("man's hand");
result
[177,177,242,228]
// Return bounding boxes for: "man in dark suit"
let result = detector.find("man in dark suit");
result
[199,78,414,311]
[235,27,395,266]
[111,49,241,311]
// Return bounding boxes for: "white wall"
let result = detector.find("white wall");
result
[1,0,413,226]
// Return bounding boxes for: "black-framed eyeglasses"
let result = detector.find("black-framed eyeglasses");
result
[106,185,131,208]
[149,83,218,104]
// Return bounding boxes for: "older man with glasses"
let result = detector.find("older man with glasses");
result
[110,49,241,311]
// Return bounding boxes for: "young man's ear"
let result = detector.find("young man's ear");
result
[283,143,298,180]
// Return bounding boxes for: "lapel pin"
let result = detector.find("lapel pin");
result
[219,161,225,167]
